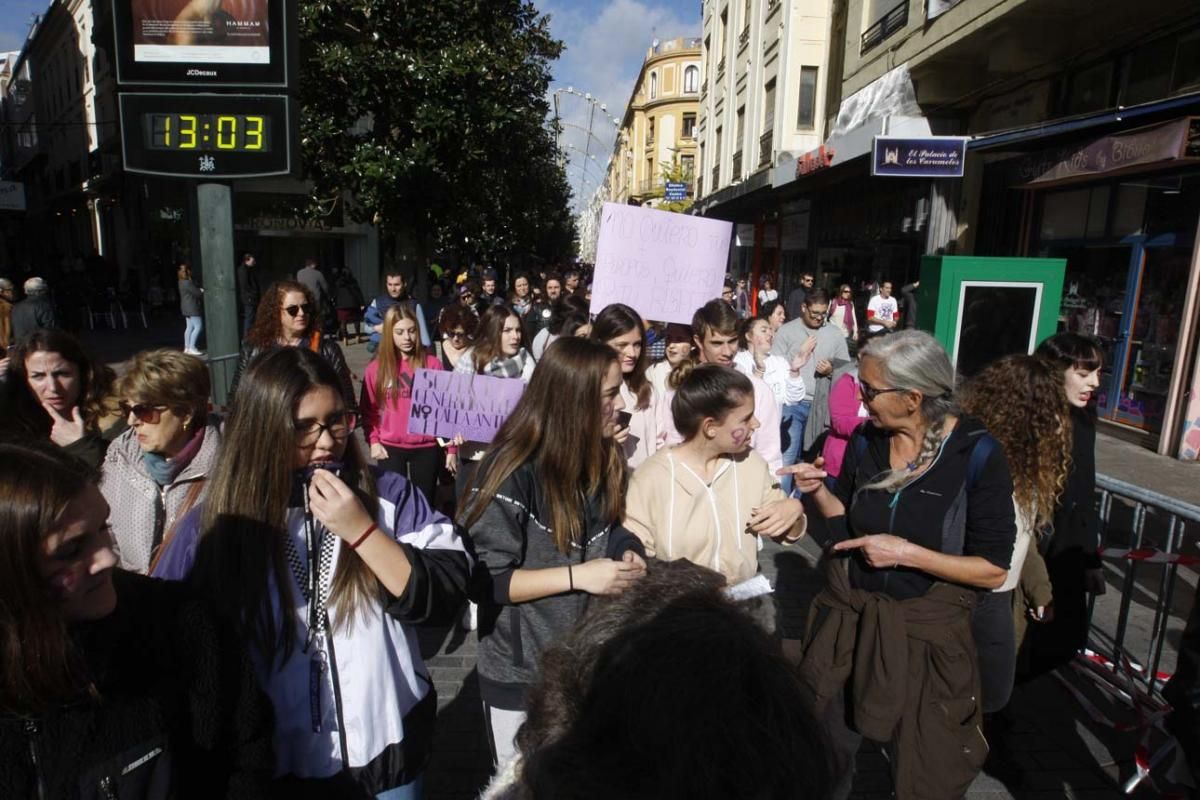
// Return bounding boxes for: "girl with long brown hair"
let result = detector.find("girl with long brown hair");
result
[153,346,470,798]
[959,355,1071,709]
[227,279,355,408]
[458,336,647,771]
[590,302,664,469]
[361,303,457,503]
[454,303,535,381]
[0,440,272,797]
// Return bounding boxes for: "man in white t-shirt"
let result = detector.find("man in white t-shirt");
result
[866,281,899,333]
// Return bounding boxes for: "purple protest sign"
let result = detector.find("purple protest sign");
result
[406,369,525,444]
[590,202,733,325]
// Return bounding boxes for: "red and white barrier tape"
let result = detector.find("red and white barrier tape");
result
[1099,546,1200,567]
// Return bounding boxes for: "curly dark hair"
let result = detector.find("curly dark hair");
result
[959,354,1072,531]
[437,302,479,338]
[245,280,319,349]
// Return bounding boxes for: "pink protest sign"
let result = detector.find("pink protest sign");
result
[589,202,733,324]
[406,369,525,444]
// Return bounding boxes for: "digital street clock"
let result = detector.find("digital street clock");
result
[119,93,297,178]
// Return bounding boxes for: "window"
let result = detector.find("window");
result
[797,66,818,129]
[736,105,745,148]
[1065,61,1113,116]
[719,8,728,61]
[1173,32,1200,93]
[763,79,776,132]
[650,72,658,99]
[1120,42,1172,106]
[681,154,695,179]
[684,65,699,93]
[646,116,655,144]
[682,113,697,138]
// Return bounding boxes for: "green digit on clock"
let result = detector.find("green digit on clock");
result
[178,115,197,149]
[244,116,264,151]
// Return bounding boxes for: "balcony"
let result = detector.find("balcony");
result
[861,0,909,55]
[732,150,743,180]
[766,0,780,14]
[758,130,773,167]
[738,27,750,50]
[638,177,665,195]
[696,176,704,197]
[716,56,725,76]
[710,165,720,192]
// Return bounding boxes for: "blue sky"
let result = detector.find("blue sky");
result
[0,0,699,209]
[0,0,46,53]
[535,0,701,209]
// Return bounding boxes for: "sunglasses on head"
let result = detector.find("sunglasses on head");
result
[120,402,169,423]
[284,303,313,318]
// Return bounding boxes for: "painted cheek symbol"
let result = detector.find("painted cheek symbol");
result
[730,427,750,446]
[49,567,81,597]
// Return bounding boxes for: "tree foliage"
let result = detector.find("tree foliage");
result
[654,159,695,214]
[297,0,576,266]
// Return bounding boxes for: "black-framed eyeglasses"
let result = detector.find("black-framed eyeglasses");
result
[120,402,170,423]
[859,379,906,402]
[447,330,469,340]
[294,410,358,444]
[284,303,313,318]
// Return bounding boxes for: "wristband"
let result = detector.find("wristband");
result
[568,564,574,591]
[349,522,378,550]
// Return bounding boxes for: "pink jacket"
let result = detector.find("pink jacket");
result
[821,371,869,477]
[360,353,446,450]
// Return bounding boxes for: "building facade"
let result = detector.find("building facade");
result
[704,0,1200,457]
[693,0,835,291]
[605,37,702,207]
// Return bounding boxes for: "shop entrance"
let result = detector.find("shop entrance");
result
[1053,235,1191,436]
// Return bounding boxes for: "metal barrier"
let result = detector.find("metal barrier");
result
[1093,473,1200,699]
[1076,473,1200,793]
[206,352,240,409]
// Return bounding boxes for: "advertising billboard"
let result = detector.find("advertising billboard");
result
[113,0,293,86]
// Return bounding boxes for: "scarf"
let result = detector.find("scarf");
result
[840,299,853,329]
[142,425,206,486]
[482,348,531,379]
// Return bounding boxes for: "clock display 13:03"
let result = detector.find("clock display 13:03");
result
[146,113,272,152]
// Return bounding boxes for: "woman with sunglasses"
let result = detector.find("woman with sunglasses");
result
[437,303,478,370]
[783,330,1016,799]
[99,349,221,575]
[154,346,471,799]
[0,440,273,798]
[1,328,125,468]
[228,280,354,408]
[828,284,858,346]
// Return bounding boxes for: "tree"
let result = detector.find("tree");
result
[298,0,576,270]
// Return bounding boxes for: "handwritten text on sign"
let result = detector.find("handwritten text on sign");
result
[590,202,733,325]
[406,369,525,444]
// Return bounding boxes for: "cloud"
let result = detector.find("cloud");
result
[537,0,699,210]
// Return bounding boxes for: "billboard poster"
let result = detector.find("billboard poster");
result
[130,0,270,64]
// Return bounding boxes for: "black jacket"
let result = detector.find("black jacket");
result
[236,262,260,309]
[1048,407,1100,565]
[0,571,273,800]
[829,416,1016,600]
[11,295,58,344]
[227,336,356,410]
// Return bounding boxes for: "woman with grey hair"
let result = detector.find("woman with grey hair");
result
[783,330,1017,799]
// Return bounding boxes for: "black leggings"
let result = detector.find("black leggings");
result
[379,444,441,505]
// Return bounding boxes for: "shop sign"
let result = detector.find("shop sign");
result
[871,136,968,178]
[1020,117,1200,187]
[0,181,26,212]
[796,145,836,178]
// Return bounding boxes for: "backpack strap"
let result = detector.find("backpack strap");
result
[965,432,997,493]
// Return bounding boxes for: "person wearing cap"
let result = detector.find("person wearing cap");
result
[646,323,694,398]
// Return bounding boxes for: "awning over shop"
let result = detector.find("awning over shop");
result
[1014,116,1200,189]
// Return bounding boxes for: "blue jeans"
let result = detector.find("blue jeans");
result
[375,775,423,800]
[779,400,811,494]
[184,315,203,351]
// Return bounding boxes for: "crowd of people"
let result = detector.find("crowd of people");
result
[2,257,1190,800]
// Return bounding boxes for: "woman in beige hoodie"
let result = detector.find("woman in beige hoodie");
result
[624,364,806,587]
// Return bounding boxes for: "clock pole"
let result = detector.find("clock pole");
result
[193,182,239,365]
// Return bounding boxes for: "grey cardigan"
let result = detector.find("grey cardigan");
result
[178,278,204,317]
[98,418,222,574]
